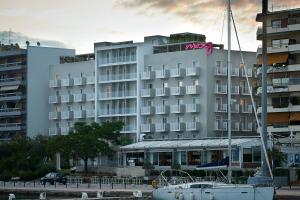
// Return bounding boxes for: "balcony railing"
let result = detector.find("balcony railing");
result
[241,122,253,131]
[231,68,239,76]
[170,68,185,77]
[215,121,228,131]
[141,124,155,132]
[74,110,86,119]
[0,92,24,101]
[0,123,24,131]
[241,68,252,77]
[0,78,23,86]
[73,94,86,102]
[155,69,169,78]
[49,80,61,88]
[170,105,185,114]
[242,105,253,113]
[99,55,136,65]
[61,78,74,87]
[215,85,227,94]
[186,67,200,76]
[49,127,60,135]
[49,112,60,120]
[186,85,200,95]
[0,108,23,116]
[170,87,185,96]
[49,96,60,104]
[141,106,155,115]
[86,76,95,84]
[99,73,137,82]
[61,127,71,135]
[86,110,95,118]
[241,87,250,95]
[215,67,227,76]
[170,122,185,131]
[215,104,227,112]
[231,86,239,94]
[141,71,155,80]
[100,108,137,116]
[86,93,95,101]
[141,88,155,97]
[186,122,200,131]
[232,122,240,131]
[100,90,137,99]
[74,77,86,86]
[156,88,170,97]
[61,111,73,119]
[231,104,240,113]
[156,105,170,114]
[186,104,200,113]
[0,62,26,72]
[61,94,73,103]
[156,123,170,132]
[121,125,137,133]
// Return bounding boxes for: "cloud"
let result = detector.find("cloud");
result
[0,31,66,48]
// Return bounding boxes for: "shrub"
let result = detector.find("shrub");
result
[273,168,289,176]
[0,170,12,182]
[244,170,255,177]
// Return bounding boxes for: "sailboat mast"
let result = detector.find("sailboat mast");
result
[227,0,232,184]
[261,0,269,177]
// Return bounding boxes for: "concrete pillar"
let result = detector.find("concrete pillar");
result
[56,152,61,170]
[239,148,243,168]
[123,153,127,167]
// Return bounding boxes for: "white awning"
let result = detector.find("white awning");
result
[0,85,19,91]
[121,138,261,151]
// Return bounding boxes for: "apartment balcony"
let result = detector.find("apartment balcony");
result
[215,104,227,112]
[0,92,24,101]
[74,77,86,86]
[155,69,170,79]
[49,80,61,88]
[170,122,185,132]
[241,68,252,78]
[257,105,300,113]
[0,62,26,72]
[141,124,155,133]
[263,125,300,133]
[215,67,227,76]
[86,110,95,118]
[170,105,185,114]
[267,43,300,54]
[121,125,137,133]
[289,78,300,92]
[99,55,136,66]
[61,111,73,119]
[74,110,86,119]
[156,105,170,114]
[186,85,200,95]
[241,87,251,95]
[156,88,170,97]
[0,78,24,86]
[231,104,240,113]
[141,88,155,97]
[257,24,300,38]
[186,67,200,76]
[232,122,240,131]
[86,93,95,101]
[241,122,253,131]
[215,121,228,131]
[49,112,60,120]
[61,78,74,87]
[170,68,185,77]
[49,96,60,104]
[170,87,185,96]
[242,105,253,113]
[156,123,170,132]
[141,71,155,80]
[231,86,239,95]
[0,123,24,131]
[215,85,227,94]
[99,90,137,100]
[86,76,95,84]
[141,106,155,115]
[61,94,73,103]
[0,108,23,117]
[49,127,60,136]
[186,122,201,131]
[231,68,239,76]
[99,73,137,83]
[73,94,86,102]
[99,108,137,117]
[186,104,200,113]
[61,127,71,135]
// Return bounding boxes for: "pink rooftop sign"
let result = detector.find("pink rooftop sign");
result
[185,42,213,55]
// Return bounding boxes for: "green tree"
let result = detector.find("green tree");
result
[268,147,287,168]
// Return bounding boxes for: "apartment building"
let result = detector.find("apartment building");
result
[0,44,74,140]
[256,8,300,166]
[141,35,258,139]
[48,54,95,135]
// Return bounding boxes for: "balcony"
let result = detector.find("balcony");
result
[156,105,170,114]
[74,77,86,86]
[231,68,239,76]
[141,71,155,80]
[215,67,227,76]
[86,110,95,118]
[241,68,252,77]
[257,104,300,113]
[100,90,137,99]
[263,43,300,54]
[61,127,71,135]
[232,122,240,131]
[155,69,169,79]
[257,23,300,37]
[49,112,60,120]
[186,67,200,76]
[231,104,240,113]
[215,85,227,94]
[186,104,200,113]
[61,94,73,103]
[170,105,185,114]
[289,78,300,92]
[49,96,60,104]
[170,122,185,132]
[170,87,185,96]
[215,121,228,131]
[231,86,239,94]
[0,62,26,72]
[99,73,137,83]
[186,122,201,131]
[0,92,24,101]
[74,110,86,119]
[86,93,95,101]
[121,125,137,133]
[141,124,155,133]
[242,105,253,113]
[141,88,155,97]
[61,78,73,87]
[156,88,170,97]
[0,78,24,86]
[61,111,73,119]
[0,108,23,117]
[215,104,227,112]
[73,94,86,102]
[156,123,170,132]
[241,87,251,95]
[86,76,95,84]
[141,106,155,115]
[262,125,300,133]
[99,107,137,116]
[170,68,185,77]
[49,127,60,135]
[186,85,200,95]
[0,123,24,131]
[99,55,136,66]
[49,80,61,88]
[241,122,253,131]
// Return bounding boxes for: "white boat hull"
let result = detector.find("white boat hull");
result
[153,186,274,200]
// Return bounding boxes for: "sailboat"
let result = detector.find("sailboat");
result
[152,0,275,199]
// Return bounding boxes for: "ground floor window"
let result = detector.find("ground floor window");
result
[159,152,172,166]
[126,152,144,166]
[188,151,201,165]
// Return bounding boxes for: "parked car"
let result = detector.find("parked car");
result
[40,172,67,185]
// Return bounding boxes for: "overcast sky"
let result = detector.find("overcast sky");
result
[0,0,299,53]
